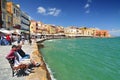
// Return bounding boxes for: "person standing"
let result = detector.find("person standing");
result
[21,34,25,45]
[6,34,11,45]
[17,35,21,44]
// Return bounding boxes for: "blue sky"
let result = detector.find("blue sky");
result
[12,0,120,36]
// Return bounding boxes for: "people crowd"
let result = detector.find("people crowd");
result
[0,34,12,45]
[0,33,32,46]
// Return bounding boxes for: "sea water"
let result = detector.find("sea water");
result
[40,37,120,80]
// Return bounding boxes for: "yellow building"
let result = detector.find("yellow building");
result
[36,21,43,34]
[79,27,94,36]
[47,25,57,34]
[56,26,64,34]
[6,2,21,29]
[6,2,13,29]
[30,20,37,35]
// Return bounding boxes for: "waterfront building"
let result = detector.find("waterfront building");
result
[30,20,37,35]
[0,0,7,28]
[6,1,13,30]
[12,3,21,29]
[64,26,78,37]
[20,11,30,33]
[56,26,64,35]
[40,24,48,38]
[95,30,110,38]
[88,28,99,37]
[79,27,93,37]
[5,2,21,34]
[0,0,2,28]
[36,22,49,35]
[48,25,57,34]
[37,21,43,29]
[36,21,43,34]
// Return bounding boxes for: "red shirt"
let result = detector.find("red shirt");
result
[6,35,11,41]
[6,50,15,59]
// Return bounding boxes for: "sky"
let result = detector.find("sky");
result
[12,0,120,36]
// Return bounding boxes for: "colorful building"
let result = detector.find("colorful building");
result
[95,30,110,37]
[56,26,64,35]
[12,3,21,28]
[6,1,13,29]
[30,20,37,35]
[64,27,78,37]
[1,0,7,28]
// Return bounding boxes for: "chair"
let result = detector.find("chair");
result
[7,58,15,77]
[7,58,30,77]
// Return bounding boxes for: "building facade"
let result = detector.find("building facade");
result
[1,0,7,28]
[12,3,21,28]
[0,0,2,28]
[6,1,13,30]
[64,27,78,36]
[21,11,30,32]
[95,30,110,37]
[30,20,37,35]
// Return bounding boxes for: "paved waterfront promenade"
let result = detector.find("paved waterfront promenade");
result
[0,39,49,80]
[0,45,23,80]
[0,41,32,80]
[0,40,51,80]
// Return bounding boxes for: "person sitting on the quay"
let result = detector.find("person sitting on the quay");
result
[15,45,40,67]
[6,45,17,63]
[6,45,40,75]
[17,44,30,59]
[6,45,31,75]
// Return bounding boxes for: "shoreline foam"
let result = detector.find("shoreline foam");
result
[37,39,57,80]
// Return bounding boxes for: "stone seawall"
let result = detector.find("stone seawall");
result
[26,41,51,80]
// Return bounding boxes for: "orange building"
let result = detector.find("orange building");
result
[6,2,13,29]
[95,30,110,37]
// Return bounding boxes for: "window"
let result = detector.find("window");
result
[14,8,16,14]
[2,12,5,19]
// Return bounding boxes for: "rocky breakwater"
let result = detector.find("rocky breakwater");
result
[26,41,51,80]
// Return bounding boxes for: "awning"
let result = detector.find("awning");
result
[0,28,12,34]
[20,30,29,34]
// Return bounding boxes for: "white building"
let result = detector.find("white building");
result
[21,11,30,32]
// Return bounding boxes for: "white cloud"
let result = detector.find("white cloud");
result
[54,9,61,16]
[37,7,61,16]
[37,7,46,14]
[84,0,92,14]
[84,3,90,9]
[48,8,61,16]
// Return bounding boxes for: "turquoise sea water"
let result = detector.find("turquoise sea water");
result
[40,37,120,80]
